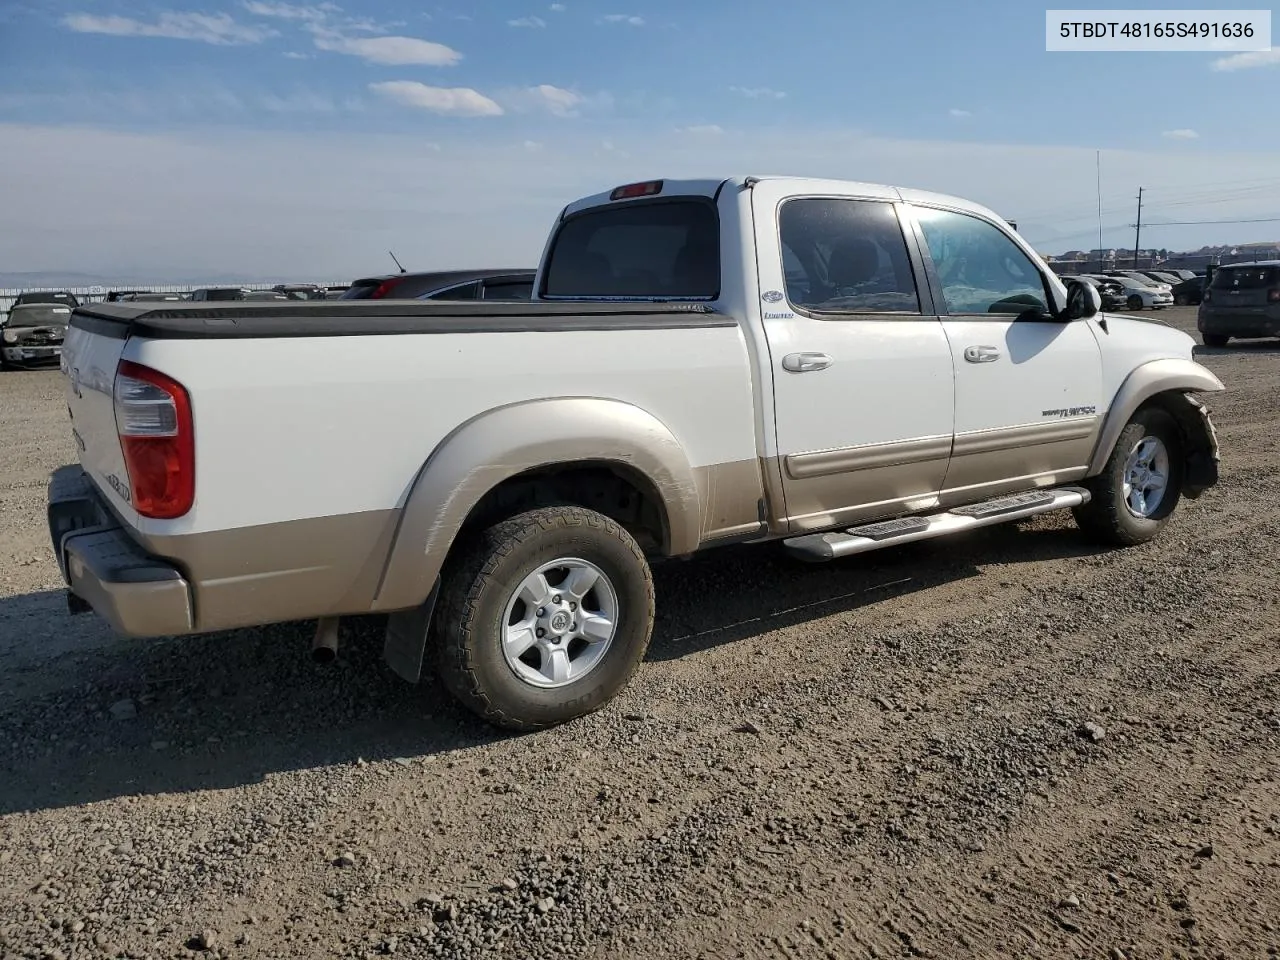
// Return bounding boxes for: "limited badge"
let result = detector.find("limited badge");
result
[761,289,784,303]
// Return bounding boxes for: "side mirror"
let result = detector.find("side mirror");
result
[1063,279,1101,321]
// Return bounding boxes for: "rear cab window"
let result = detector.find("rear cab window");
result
[541,198,720,299]
[1210,265,1278,289]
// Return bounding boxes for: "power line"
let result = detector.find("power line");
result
[1132,216,1280,227]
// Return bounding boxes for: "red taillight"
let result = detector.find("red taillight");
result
[370,277,405,299]
[1268,289,1280,303]
[609,180,663,201]
[113,360,194,519]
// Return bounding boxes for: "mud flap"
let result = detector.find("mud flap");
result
[382,578,440,683]
[1177,392,1220,499]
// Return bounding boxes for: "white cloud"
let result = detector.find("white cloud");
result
[729,86,786,100]
[241,1,334,21]
[549,2,566,10]
[508,15,547,28]
[312,31,461,65]
[601,14,644,25]
[282,50,313,59]
[1210,48,1280,71]
[62,11,275,45]
[1162,128,1199,140]
[524,140,543,152]
[949,108,972,118]
[369,81,503,116]
[677,124,724,135]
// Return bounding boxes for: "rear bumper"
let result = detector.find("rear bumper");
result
[47,465,194,637]
[1197,306,1280,337]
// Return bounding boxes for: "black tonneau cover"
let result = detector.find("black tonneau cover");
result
[72,300,730,340]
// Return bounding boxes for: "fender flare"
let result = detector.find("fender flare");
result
[1087,358,1225,475]
[371,397,702,613]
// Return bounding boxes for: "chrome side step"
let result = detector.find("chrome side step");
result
[783,486,1091,562]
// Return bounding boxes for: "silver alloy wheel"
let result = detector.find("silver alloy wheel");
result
[1122,434,1171,519]
[500,557,619,689]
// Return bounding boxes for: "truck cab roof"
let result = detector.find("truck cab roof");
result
[561,175,1006,225]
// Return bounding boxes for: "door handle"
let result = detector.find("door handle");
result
[782,352,832,372]
[963,345,1001,363]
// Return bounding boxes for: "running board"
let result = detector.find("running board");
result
[783,486,1091,562]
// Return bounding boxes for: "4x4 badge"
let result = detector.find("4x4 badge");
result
[761,289,784,303]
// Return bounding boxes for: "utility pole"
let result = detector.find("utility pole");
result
[1096,150,1103,260]
[1133,187,1144,268]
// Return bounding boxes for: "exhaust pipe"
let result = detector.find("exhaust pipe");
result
[312,616,340,663]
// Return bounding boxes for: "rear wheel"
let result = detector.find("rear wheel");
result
[1126,294,1143,310]
[1174,293,1188,306]
[1202,333,1229,348]
[433,505,655,731]
[1073,406,1184,546]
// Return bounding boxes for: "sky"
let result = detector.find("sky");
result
[1,0,1278,282]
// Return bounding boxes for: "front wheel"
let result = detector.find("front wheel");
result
[433,505,655,731]
[1073,406,1185,547]
[1202,333,1229,348]
[1126,294,1144,310]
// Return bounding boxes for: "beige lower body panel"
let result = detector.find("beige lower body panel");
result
[141,510,399,632]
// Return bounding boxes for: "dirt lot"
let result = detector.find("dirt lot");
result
[1,307,1278,960]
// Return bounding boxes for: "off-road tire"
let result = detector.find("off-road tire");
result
[433,505,655,731]
[1073,406,1185,547]
[1202,333,1229,348]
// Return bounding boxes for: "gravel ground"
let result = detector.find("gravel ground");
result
[2,307,1278,960]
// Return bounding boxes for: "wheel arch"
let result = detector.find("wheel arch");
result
[372,397,703,614]
[1087,358,1224,495]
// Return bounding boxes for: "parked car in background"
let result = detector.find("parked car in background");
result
[189,287,250,302]
[415,271,537,301]
[12,290,79,310]
[105,290,147,303]
[324,286,350,299]
[1088,274,1173,310]
[1141,271,1185,287]
[1171,277,1205,306]
[273,284,328,300]
[1197,260,1280,347]
[1161,269,1199,282]
[119,292,184,303]
[1062,274,1127,311]
[1,303,72,369]
[243,290,290,301]
[339,268,536,300]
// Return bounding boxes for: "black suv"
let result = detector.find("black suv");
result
[1197,261,1280,346]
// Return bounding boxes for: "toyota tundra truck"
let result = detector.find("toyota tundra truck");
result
[47,175,1224,730]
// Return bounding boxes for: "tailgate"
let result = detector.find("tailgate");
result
[60,321,134,517]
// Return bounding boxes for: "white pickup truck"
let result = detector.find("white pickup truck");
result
[48,175,1224,730]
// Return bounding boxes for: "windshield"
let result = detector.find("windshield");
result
[7,305,72,327]
[542,198,720,298]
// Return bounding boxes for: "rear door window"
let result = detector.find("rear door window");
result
[542,199,719,298]
[777,198,922,315]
